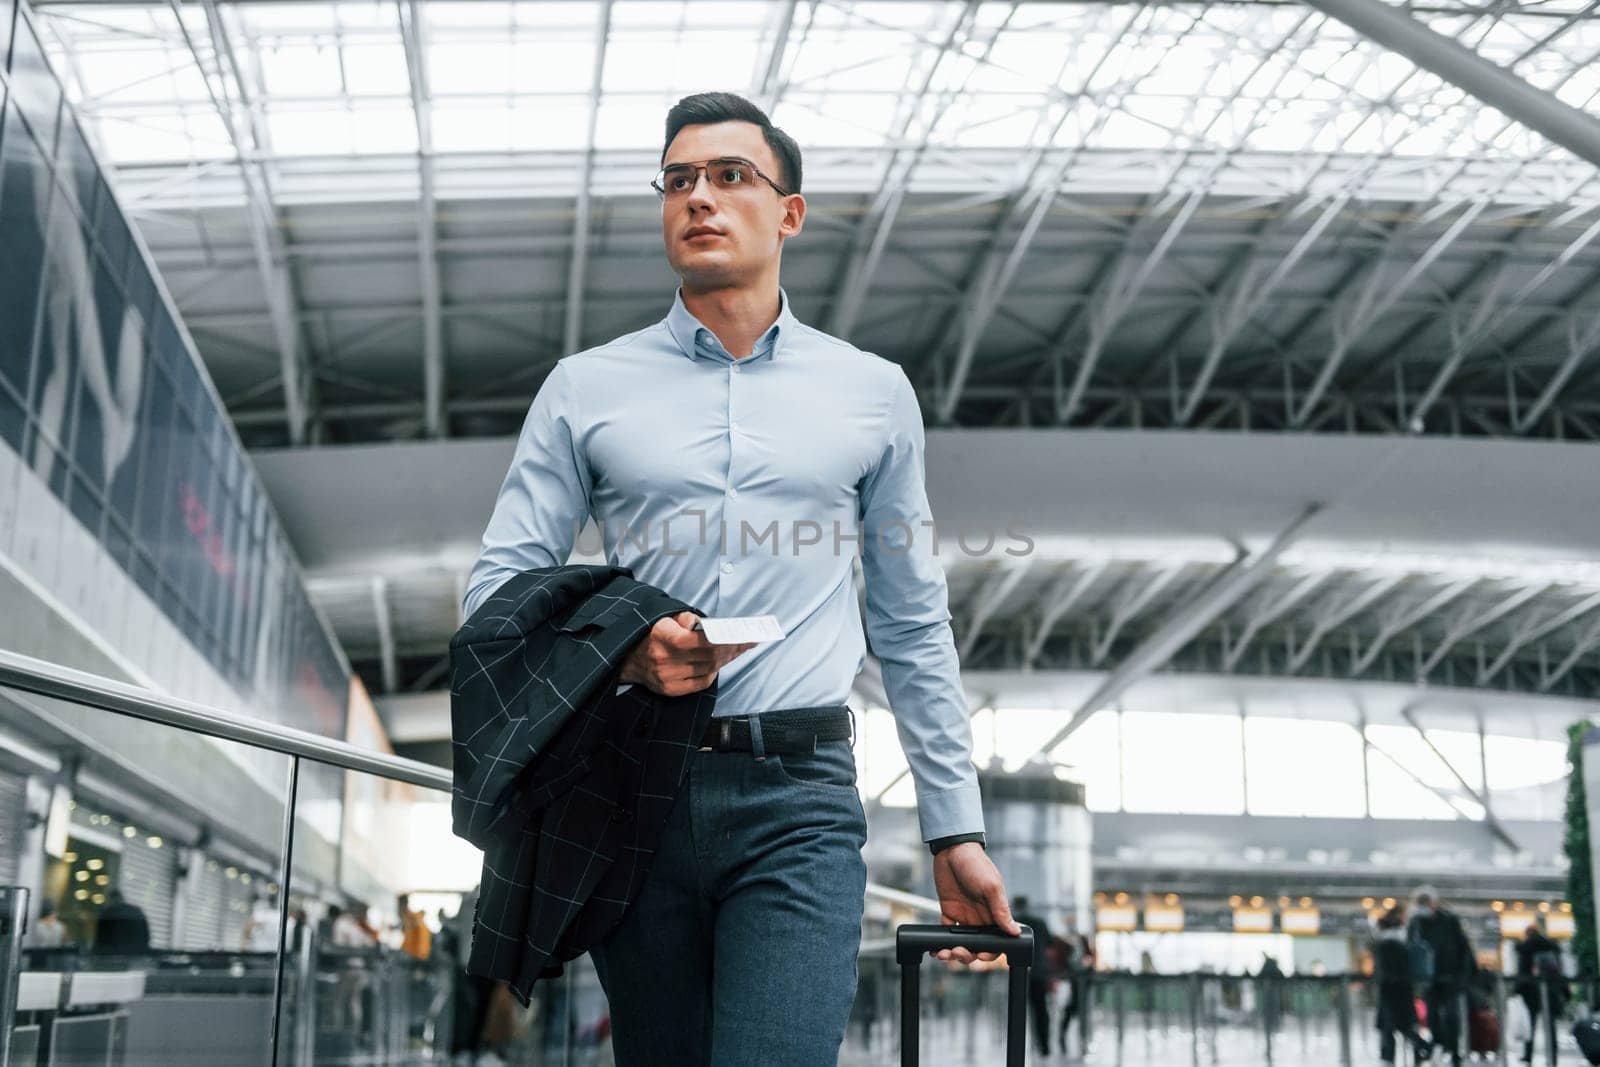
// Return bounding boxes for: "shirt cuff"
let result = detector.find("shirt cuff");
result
[916,782,986,843]
[928,832,986,856]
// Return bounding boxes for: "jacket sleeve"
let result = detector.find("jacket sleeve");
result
[463,360,594,620]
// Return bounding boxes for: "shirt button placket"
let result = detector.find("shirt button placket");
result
[724,359,738,582]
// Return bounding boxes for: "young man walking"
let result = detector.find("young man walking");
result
[465,91,1016,1065]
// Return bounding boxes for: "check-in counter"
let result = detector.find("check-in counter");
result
[10,969,144,1066]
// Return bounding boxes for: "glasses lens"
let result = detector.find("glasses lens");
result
[709,160,755,188]
[659,165,697,196]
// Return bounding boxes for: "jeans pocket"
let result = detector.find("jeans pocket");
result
[772,738,858,794]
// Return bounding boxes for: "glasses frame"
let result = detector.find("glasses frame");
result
[651,156,793,201]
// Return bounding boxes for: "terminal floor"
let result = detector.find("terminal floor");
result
[836,1014,1591,1066]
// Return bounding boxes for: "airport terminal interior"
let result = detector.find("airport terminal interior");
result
[2,0,1600,1062]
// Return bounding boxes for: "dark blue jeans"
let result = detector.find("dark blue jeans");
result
[590,718,869,1066]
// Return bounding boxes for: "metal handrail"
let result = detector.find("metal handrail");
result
[0,648,948,915]
[0,648,451,791]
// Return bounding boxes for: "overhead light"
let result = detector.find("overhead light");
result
[147,837,163,849]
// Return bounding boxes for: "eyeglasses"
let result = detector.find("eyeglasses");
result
[651,157,792,201]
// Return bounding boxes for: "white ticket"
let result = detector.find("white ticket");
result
[692,614,786,644]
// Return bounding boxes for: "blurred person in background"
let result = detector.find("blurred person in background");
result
[1010,895,1054,1056]
[1514,915,1567,1064]
[399,892,432,960]
[25,899,69,948]
[93,888,149,956]
[243,892,281,951]
[1372,904,1429,1064]
[1410,886,1474,1067]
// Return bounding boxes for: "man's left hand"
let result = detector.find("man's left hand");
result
[930,843,1020,964]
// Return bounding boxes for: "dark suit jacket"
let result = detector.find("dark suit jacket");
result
[450,564,718,1005]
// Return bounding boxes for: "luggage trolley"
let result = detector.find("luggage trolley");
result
[895,923,1035,1067]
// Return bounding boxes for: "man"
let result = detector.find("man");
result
[1410,885,1474,1067]
[399,893,432,960]
[464,91,1016,1065]
[93,888,150,956]
[1010,896,1054,1056]
[24,899,68,948]
[1514,915,1566,1065]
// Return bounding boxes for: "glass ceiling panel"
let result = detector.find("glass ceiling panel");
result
[32,0,1600,206]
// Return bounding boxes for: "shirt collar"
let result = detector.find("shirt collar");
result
[664,286,797,364]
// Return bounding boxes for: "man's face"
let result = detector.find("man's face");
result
[660,120,803,288]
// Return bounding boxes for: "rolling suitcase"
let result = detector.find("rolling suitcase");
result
[1469,1006,1499,1054]
[896,923,1036,1067]
[1575,1018,1600,1065]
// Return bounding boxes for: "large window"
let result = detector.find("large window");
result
[1119,711,1245,815]
[1244,717,1366,817]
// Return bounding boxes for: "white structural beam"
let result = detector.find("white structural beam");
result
[1301,0,1600,171]
[1023,502,1324,760]
[180,0,313,444]
[1515,312,1600,433]
[1478,589,1600,685]
[1408,212,1600,430]
[563,0,614,360]
[1350,577,1477,675]
[1022,562,1108,669]
[1539,612,1600,691]
[1090,561,1186,666]
[1398,705,1519,850]
[398,0,445,438]
[1287,572,1406,674]
[1291,199,1488,427]
[371,577,398,694]
[1416,582,1549,678]
[958,561,1032,660]
[1222,570,1334,671]
[1175,190,1352,425]
[825,1,985,339]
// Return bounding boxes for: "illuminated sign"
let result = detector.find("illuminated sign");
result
[1281,907,1321,935]
[1097,905,1138,932]
[1233,907,1274,932]
[1144,905,1185,932]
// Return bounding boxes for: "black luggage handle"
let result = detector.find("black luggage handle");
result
[896,924,1035,1067]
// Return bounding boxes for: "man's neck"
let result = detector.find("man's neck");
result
[681,282,782,359]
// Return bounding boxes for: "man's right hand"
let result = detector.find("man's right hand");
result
[618,612,757,696]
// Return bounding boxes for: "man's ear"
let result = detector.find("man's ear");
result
[778,193,806,239]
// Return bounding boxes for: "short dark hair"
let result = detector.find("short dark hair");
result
[662,92,802,194]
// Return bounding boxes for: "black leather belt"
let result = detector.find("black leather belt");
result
[696,706,852,755]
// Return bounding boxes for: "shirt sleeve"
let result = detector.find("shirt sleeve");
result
[462,360,594,620]
[857,367,984,842]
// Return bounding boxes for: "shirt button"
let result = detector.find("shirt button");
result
[727,487,739,499]
[721,561,734,574]
[732,364,742,374]
[730,422,740,433]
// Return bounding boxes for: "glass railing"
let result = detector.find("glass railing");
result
[0,648,970,1067]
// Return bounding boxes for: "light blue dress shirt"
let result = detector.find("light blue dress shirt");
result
[463,288,983,841]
